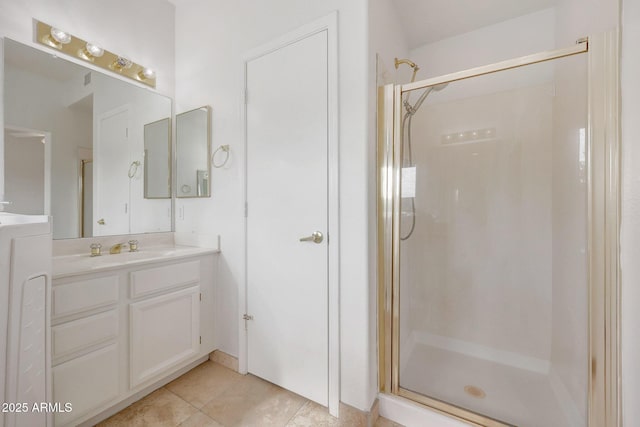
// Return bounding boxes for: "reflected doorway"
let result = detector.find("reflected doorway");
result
[3,126,50,216]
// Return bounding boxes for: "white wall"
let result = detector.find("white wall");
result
[174,0,373,411]
[621,0,640,424]
[409,8,556,80]
[0,0,175,206]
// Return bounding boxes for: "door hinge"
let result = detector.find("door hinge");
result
[199,293,202,301]
[243,314,253,321]
[199,336,202,344]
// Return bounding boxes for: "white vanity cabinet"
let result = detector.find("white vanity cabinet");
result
[51,251,216,427]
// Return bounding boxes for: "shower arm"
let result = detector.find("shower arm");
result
[395,58,420,83]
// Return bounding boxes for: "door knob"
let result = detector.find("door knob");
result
[299,231,323,244]
[97,218,105,225]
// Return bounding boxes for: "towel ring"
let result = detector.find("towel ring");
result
[212,144,230,168]
[128,160,141,178]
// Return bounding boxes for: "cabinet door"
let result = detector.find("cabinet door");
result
[53,344,119,426]
[130,286,200,388]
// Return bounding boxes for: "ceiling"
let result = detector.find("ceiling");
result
[392,0,557,49]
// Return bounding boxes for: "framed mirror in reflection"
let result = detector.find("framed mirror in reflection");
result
[2,38,173,239]
[144,118,171,199]
[176,106,211,198]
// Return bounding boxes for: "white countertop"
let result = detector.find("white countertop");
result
[53,245,219,280]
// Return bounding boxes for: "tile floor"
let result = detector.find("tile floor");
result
[98,360,403,427]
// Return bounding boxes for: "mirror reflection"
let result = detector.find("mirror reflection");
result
[144,118,171,199]
[176,106,211,198]
[3,39,173,238]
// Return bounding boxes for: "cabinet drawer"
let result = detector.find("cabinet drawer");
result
[130,260,200,298]
[53,344,119,426]
[52,310,118,362]
[53,276,119,318]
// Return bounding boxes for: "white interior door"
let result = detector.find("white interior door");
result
[95,107,130,236]
[246,29,329,406]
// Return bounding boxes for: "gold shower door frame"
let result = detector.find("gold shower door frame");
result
[378,31,621,427]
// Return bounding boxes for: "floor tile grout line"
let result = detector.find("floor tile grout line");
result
[283,399,312,426]
[163,385,202,415]
[166,361,246,412]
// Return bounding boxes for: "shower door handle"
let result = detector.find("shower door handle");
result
[299,231,323,244]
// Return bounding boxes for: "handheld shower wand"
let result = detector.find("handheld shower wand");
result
[393,57,448,240]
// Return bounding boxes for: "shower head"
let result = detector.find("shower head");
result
[405,82,449,116]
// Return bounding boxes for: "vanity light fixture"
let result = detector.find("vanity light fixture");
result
[34,20,156,88]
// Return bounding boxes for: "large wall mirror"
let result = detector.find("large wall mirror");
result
[3,39,172,239]
[176,106,211,198]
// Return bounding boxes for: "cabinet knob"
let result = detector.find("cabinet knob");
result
[97,218,105,225]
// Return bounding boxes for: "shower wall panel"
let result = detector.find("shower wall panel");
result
[400,83,555,365]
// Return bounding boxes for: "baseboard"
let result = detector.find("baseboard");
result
[339,400,380,427]
[209,349,239,372]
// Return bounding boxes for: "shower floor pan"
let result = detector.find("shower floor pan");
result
[400,343,582,427]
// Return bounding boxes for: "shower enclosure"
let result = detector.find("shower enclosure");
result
[378,33,620,426]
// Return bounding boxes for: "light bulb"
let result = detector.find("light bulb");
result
[50,28,71,44]
[85,43,104,58]
[139,68,155,79]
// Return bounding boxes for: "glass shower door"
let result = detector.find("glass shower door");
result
[392,51,589,426]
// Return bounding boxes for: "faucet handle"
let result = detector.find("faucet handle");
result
[90,243,102,257]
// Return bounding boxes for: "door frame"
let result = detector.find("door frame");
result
[378,31,621,426]
[240,12,340,416]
